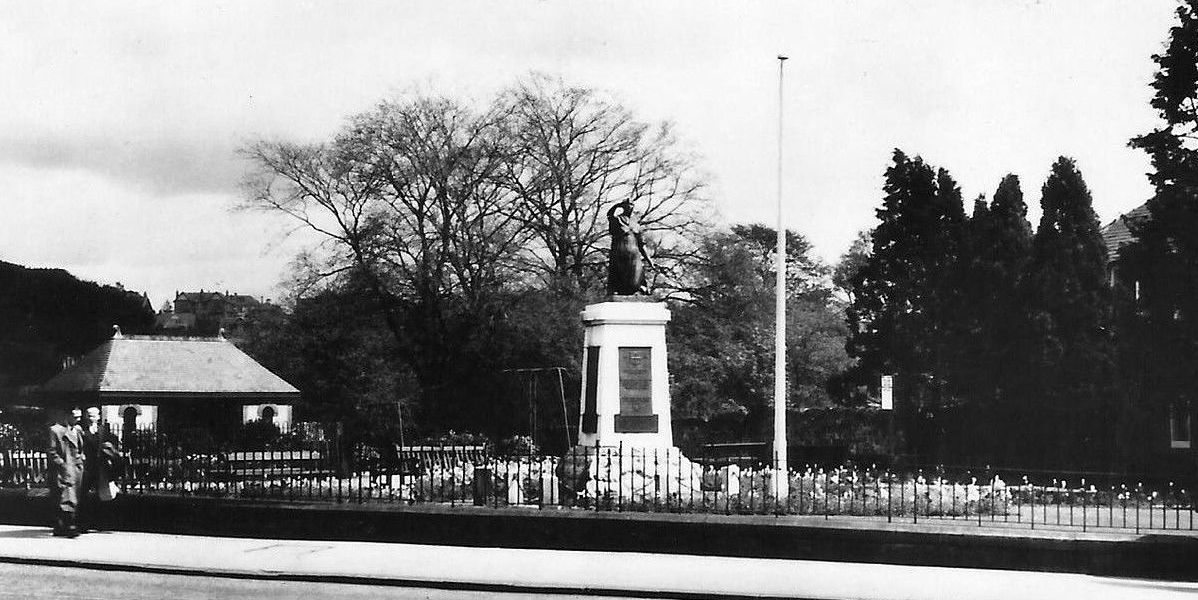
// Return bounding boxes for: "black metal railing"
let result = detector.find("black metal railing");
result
[3,431,1193,534]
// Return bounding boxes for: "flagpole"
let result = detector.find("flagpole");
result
[774,54,789,504]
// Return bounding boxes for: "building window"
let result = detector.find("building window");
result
[122,406,139,440]
[1170,400,1192,449]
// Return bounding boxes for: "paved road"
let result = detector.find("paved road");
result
[0,563,631,600]
[1,525,1196,599]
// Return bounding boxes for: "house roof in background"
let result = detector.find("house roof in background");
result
[39,335,298,399]
[1101,203,1151,260]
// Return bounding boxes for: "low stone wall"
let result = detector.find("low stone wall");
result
[0,488,1195,581]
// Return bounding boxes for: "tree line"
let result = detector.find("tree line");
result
[14,5,1192,472]
[1116,0,1198,476]
[239,74,850,451]
[844,1,1198,473]
[242,0,1198,471]
[842,152,1116,469]
[0,261,154,399]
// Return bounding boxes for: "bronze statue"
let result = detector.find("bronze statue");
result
[606,200,655,295]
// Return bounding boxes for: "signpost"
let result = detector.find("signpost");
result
[881,375,894,410]
[882,374,896,458]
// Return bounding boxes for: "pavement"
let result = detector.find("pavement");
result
[0,524,1196,599]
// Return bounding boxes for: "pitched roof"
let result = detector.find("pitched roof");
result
[1101,203,1151,260]
[177,291,223,301]
[39,335,298,399]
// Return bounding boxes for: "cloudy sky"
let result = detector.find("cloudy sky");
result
[0,1,1180,307]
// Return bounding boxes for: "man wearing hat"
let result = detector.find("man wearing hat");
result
[47,406,85,537]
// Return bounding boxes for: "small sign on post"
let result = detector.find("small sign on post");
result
[881,375,894,410]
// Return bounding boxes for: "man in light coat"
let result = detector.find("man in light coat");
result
[47,406,84,537]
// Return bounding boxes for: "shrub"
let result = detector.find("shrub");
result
[237,419,282,449]
[496,435,538,456]
[0,424,22,448]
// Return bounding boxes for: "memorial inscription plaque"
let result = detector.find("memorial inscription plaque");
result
[615,346,658,433]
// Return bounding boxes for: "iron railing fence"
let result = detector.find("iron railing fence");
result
[0,449,49,488]
[2,435,1193,535]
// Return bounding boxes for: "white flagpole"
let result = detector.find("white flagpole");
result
[774,54,789,504]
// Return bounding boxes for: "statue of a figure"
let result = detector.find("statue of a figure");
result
[606,200,655,295]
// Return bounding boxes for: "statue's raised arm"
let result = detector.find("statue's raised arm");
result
[606,200,652,296]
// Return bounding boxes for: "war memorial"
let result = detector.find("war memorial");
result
[1,197,1194,588]
[4,5,1198,594]
[556,199,708,505]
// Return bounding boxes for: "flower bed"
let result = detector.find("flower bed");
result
[9,439,1188,532]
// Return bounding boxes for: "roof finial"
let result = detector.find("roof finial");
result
[218,327,227,340]
[112,325,123,339]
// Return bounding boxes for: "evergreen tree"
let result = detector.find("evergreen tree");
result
[956,176,1033,461]
[1023,158,1115,468]
[847,150,966,460]
[1119,0,1198,471]
[977,178,1033,388]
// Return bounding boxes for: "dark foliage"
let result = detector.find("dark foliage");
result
[1117,0,1198,473]
[845,149,1122,470]
[1020,157,1115,469]
[0,261,154,396]
[846,150,966,460]
[669,224,852,441]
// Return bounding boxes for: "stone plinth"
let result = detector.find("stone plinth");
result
[557,444,706,506]
[576,300,673,448]
[560,299,713,507]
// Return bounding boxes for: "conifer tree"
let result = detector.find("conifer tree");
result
[847,150,966,459]
[957,176,1033,460]
[1118,1,1198,470]
[978,176,1034,391]
[1023,158,1114,468]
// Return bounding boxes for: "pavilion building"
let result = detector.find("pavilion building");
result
[37,329,298,439]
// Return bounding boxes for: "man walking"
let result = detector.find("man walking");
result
[79,406,120,531]
[47,407,85,538]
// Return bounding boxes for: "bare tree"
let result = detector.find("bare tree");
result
[243,93,527,391]
[336,95,528,310]
[498,74,710,292]
[243,79,713,428]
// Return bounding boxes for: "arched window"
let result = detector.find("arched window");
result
[122,406,139,440]
[260,405,276,424]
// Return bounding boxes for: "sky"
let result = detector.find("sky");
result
[0,0,1181,308]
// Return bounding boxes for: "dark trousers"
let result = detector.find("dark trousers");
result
[78,488,113,531]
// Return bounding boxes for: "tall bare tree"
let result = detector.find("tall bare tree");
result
[498,74,709,292]
[243,93,528,427]
[243,78,712,431]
